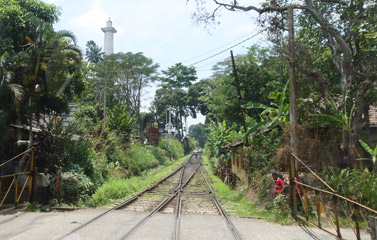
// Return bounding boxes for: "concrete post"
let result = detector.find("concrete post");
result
[370,216,377,240]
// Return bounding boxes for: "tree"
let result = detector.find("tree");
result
[0,52,24,159]
[107,103,136,142]
[153,63,198,138]
[242,81,290,130]
[160,63,197,89]
[0,0,59,54]
[189,123,206,148]
[0,1,82,148]
[153,87,189,138]
[101,52,159,142]
[190,0,377,164]
[24,16,83,115]
[85,40,104,104]
[85,40,103,64]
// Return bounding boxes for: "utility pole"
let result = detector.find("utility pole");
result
[165,106,174,161]
[103,72,107,126]
[230,50,249,145]
[288,6,298,168]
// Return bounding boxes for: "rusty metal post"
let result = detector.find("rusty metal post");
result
[29,147,36,202]
[315,190,321,228]
[333,195,342,238]
[302,186,309,221]
[14,175,18,207]
[353,204,360,240]
[289,152,297,218]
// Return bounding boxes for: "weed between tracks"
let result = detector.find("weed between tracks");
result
[87,154,190,206]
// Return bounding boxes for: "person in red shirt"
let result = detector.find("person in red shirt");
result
[272,172,285,198]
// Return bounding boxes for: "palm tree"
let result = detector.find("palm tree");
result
[24,17,82,146]
[85,40,104,103]
[0,52,24,158]
[85,40,104,64]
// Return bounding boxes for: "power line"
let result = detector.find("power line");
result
[181,31,258,63]
[187,30,265,67]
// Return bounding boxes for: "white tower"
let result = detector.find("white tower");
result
[101,18,117,55]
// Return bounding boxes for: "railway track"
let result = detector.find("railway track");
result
[57,151,242,240]
[0,206,27,225]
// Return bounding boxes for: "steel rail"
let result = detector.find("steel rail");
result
[120,164,200,240]
[200,167,242,240]
[56,154,193,240]
[173,191,182,240]
[173,154,188,240]
[0,212,27,225]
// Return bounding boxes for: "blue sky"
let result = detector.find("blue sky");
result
[43,0,266,126]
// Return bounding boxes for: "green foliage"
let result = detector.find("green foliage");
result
[183,137,198,155]
[22,202,41,212]
[102,52,159,115]
[61,171,96,204]
[120,143,159,175]
[68,105,99,136]
[88,153,189,206]
[189,123,206,148]
[148,145,169,165]
[358,139,377,167]
[206,120,241,158]
[307,96,355,133]
[88,177,142,206]
[106,103,135,140]
[246,128,280,172]
[157,138,184,160]
[160,62,197,89]
[323,168,377,210]
[0,0,59,53]
[61,140,104,185]
[242,80,290,130]
[74,105,98,123]
[264,194,294,224]
[85,40,103,64]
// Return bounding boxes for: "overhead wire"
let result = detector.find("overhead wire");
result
[187,29,265,67]
[181,31,260,63]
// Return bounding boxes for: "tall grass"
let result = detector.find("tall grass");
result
[202,149,295,224]
[87,154,190,206]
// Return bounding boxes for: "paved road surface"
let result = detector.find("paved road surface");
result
[0,208,370,240]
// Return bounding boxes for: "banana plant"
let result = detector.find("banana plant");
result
[242,80,289,130]
[358,139,377,171]
[306,94,355,133]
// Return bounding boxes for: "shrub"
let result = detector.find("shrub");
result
[264,194,294,224]
[88,177,142,206]
[323,168,377,210]
[183,137,198,155]
[62,140,105,187]
[120,143,159,175]
[158,138,184,160]
[148,145,169,165]
[106,103,136,141]
[61,171,96,203]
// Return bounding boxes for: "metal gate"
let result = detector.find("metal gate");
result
[0,147,36,209]
[289,152,377,240]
